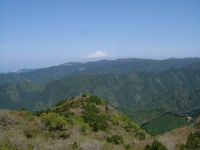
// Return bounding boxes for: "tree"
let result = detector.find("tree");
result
[144,140,168,150]
[40,112,68,131]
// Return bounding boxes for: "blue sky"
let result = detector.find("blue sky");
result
[0,0,200,72]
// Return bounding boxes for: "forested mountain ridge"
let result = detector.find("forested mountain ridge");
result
[1,66,200,116]
[1,58,200,85]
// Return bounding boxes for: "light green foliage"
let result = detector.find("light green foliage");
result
[66,116,89,129]
[144,140,168,150]
[110,115,121,125]
[122,115,139,132]
[40,112,69,130]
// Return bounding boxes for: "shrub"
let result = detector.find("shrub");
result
[63,111,74,117]
[52,104,70,114]
[144,140,168,150]
[84,104,100,113]
[107,135,124,145]
[110,115,121,125]
[186,131,200,149]
[80,125,87,134]
[40,112,68,131]
[66,116,89,129]
[82,93,87,97]
[24,121,40,138]
[55,99,67,106]
[135,132,145,140]
[125,144,131,150]
[82,111,108,131]
[71,141,81,150]
[88,95,102,105]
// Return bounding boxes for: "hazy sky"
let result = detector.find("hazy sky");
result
[0,0,200,72]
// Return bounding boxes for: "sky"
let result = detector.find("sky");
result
[0,0,200,72]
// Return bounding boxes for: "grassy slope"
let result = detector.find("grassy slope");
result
[134,118,200,150]
[0,94,148,150]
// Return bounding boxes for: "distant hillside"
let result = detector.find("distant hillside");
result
[1,66,200,113]
[0,94,148,150]
[1,58,200,85]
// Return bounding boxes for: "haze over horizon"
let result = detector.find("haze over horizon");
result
[1,0,200,72]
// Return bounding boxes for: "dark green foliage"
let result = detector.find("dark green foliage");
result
[84,104,100,113]
[51,104,70,115]
[107,135,124,145]
[88,95,102,105]
[122,116,139,132]
[135,131,145,140]
[71,141,81,150]
[82,111,108,131]
[82,93,87,97]
[125,144,131,150]
[186,131,200,149]
[1,65,200,126]
[40,112,68,131]
[63,111,74,118]
[142,114,188,135]
[144,140,168,150]
[55,99,68,106]
[179,144,187,150]
[80,125,87,134]
[1,66,200,130]
[118,107,167,124]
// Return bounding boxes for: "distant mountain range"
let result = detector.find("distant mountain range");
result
[1,57,200,135]
[1,61,200,114]
[1,58,200,85]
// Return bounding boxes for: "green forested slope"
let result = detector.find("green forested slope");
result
[1,67,200,116]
